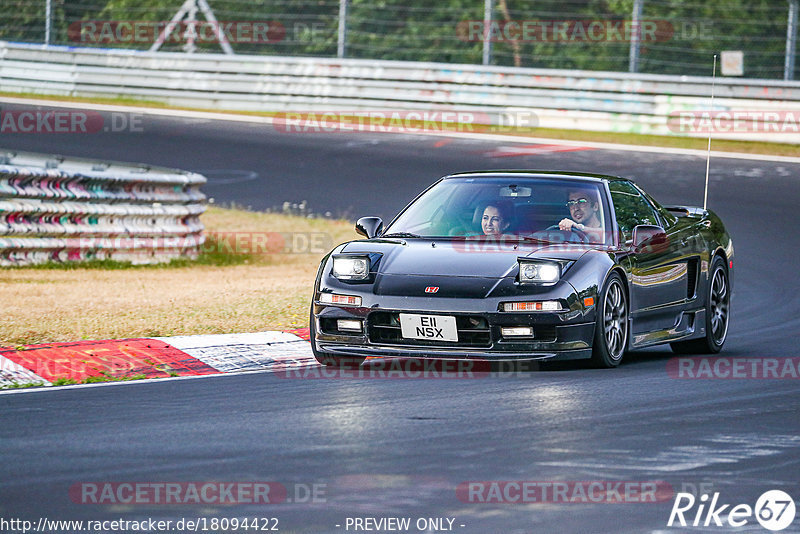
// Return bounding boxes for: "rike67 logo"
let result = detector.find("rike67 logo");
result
[668,490,796,531]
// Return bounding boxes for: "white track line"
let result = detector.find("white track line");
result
[0,367,282,396]
[3,96,800,164]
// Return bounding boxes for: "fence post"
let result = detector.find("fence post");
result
[482,0,493,65]
[337,0,349,58]
[628,0,643,73]
[45,0,51,44]
[786,0,798,80]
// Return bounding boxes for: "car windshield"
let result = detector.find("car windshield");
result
[383,176,613,245]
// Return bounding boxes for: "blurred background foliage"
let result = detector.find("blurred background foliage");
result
[0,0,794,79]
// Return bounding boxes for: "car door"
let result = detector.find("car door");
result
[609,181,689,340]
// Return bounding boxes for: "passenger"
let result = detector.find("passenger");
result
[558,188,604,241]
[481,200,514,236]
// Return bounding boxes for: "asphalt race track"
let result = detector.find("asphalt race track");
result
[2,102,800,533]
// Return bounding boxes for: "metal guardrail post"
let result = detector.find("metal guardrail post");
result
[44,0,51,45]
[786,0,798,81]
[482,0,493,66]
[337,0,349,59]
[629,0,643,73]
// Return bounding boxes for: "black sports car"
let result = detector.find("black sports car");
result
[311,171,733,368]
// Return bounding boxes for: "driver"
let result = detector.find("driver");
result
[558,187,603,239]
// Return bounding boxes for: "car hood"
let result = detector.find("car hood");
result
[342,237,591,276]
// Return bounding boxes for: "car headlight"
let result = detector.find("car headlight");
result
[518,260,560,284]
[332,255,370,280]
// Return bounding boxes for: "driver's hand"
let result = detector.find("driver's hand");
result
[558,218,575,231]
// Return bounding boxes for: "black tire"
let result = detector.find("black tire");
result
[591,272,629,368]
[309,306,366,367]
[670,256,729,354]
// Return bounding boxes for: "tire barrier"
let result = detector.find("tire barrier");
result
[2,41,800,142]
[0,150,206,266]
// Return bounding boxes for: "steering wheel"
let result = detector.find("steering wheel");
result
[545,224,590,243]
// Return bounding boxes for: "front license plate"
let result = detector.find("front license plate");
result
[399,313,458,342]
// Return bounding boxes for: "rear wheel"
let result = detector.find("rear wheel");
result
[309,306,366,367]
[591,272,628,368]
[671,256,729,354]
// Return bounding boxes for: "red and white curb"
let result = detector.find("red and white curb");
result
[154,331,315,373]
[482,143,594,158]
[0,328,314,388]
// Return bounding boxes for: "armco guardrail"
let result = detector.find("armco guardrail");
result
[2,41,800,142]
[0,150,206,266]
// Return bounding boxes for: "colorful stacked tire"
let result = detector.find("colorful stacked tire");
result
[0,151,207,265]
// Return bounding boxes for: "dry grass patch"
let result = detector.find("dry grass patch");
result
[0,207,359,346]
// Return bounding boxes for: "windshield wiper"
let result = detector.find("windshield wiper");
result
[511,235,553,244]
[381,232,423,238]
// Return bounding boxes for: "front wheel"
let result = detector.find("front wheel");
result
[670,256,729,354]
[309,306,366,367]
[591,272,629,368]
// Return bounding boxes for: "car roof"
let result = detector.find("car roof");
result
[443,170,629,183]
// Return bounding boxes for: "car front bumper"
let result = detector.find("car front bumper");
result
[313,300,596,362]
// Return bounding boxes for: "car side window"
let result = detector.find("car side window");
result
[637,187,677,228]
[609,181,660,242]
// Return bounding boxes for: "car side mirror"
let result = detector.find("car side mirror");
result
[632,225,668,253]
[356,216,383,239]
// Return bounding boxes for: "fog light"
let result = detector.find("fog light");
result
[319,292,362,306]
[337,319,363,332]
[501,326,534,337]
[502,301,563,312]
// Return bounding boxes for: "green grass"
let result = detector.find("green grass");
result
[0,373,151,390]
[0,91,168,109]
[0,381,48,390]
[490,126,800,157]
[9,233,258,271]
[50,378,80,387]
[82,373,148,384]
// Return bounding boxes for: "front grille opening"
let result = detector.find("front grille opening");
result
[368,312,491,348]
[533,325,557,341]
